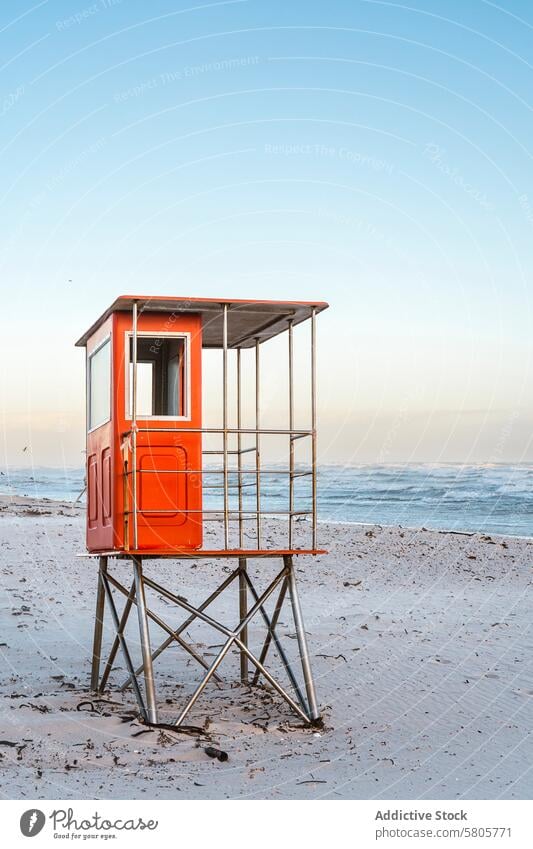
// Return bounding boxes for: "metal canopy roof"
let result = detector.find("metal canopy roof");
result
[75,295,329,349]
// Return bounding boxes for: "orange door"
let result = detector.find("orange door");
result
[134,430,202,550]
[113,310,203,552]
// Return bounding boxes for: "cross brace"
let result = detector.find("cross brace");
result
[90,554,321,727]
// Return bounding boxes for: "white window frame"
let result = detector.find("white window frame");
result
[87,334,112,433]
[124,330,192,422]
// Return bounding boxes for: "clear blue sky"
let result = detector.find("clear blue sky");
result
[1,0,532,466]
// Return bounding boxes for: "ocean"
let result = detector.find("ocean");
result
[1,464,531,538]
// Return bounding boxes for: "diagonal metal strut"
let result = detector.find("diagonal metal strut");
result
[119,566,240,691]
[94,556,320,729]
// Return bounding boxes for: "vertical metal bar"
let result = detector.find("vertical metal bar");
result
[288,319,294,549]
[123,450,130,551]
[132,557,158,724]
[236,347,248,681]
[311,306,317,550]
[132,300,139,550]
[106,573,221,681]
[100,570,146,719]
[286,555,320,721]
[90,556,107,691]
[222,303,229,548]
[99,579,136,692]
[238,557,248,683]
[236,348,243,548]
[255,337,262,548]
[244,572,306,709]
[252,577,288,685]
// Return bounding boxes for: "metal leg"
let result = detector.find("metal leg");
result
[99,579,136,692]
[132,557,158,724]
[238,557,248,683]
[91,556,319,728]
[252,577,288,685]
[244,572,306,710]
[100,570,146,719]
[286,556,320,722]
[172,566,288,726]
[235,638,311,725]
[91,556,107,691]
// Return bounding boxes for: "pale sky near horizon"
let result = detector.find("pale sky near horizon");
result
[1,0,532,468]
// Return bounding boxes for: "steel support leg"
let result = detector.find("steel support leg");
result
[238,557,248,683]
[132,557,158,724]
[90,556,319,728]
[251,577,288,685]
[91,556,107,691]
[285,555,320,722]
[100,571,146,719]
[244,572,307,710]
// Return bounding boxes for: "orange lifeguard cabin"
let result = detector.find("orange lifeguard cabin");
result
[76,295,328,728]
[77,302,202,553]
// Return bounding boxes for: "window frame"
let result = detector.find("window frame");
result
[87,334,112,433]
[124,330,192,421]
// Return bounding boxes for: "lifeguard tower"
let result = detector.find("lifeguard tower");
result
[76,296,328,728]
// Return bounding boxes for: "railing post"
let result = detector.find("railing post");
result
[236,347,243,548]
[222,303,229,548]
[288,319,294,549]
[255,338,262,548]
[132,300,138,550]
[311,307,317,550]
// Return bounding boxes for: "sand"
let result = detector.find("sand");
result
[0,494,531,800]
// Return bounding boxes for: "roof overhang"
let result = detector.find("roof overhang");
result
[75,295,329,349]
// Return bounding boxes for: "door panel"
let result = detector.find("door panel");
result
[133,432,202,550]
[87,454,98,527]
[102,448,112,526]
[139,445,187,525]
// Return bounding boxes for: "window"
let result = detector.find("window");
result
[127,335,187,418]
[88,338,111,430]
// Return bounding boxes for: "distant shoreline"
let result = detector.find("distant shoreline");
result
[1,493,531,541]
[1,461,532,537]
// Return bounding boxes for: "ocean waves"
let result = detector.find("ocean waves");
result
[1,463,531,537]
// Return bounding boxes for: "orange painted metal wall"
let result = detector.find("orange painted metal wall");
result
[86,310,203,553]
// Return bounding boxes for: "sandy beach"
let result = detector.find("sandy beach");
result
[0,495,531,800]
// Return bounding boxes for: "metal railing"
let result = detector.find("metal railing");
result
[124,300,318,553]
[122,427,316,551]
